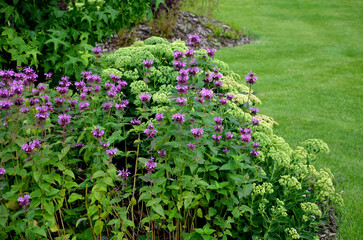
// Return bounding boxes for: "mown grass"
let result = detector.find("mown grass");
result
[184,0,363,238]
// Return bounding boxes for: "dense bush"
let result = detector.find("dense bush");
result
[0,36,342,239]
[0,0,154,81]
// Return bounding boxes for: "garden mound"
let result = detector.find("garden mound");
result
[97,11,253,53]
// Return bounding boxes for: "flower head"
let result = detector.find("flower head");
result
[245,71,258,85]
[173,51,184,60]
[144,122,158,139]
[225,132,234,141]
[241,134,251,143]
[214,125,224,133]
[187,142,196,152]
[158,150,166,158]
[188,34,201,47]
[58,114,71,127]
[22,142,35,154]
[175,97,187,106]
[79,102,90,111]
[131,119,141,126]
[199,88,214,100]
[249,108,259,116]
[251,118,261,126]
[145,157,157,172]
[0,167,6,179]
[101,142,110,149]
[102,102,113,111]
[106,148,117,157]
[172,113,185,125]
[92,47,102,58]
[155,113,165,122]
[206,48,216,58]
[191,128,204,141]
[212,135,222,143]
[91,126,104,139]
[117,168,131,180]
[213,116,223,125]
[223,148,230,154]
[139,93,151,103]
[143,59,153,69]
[18,194,31,209]
[250,150,261,157]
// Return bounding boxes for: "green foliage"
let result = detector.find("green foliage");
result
[0,37,342,239]
[0,0,154,80]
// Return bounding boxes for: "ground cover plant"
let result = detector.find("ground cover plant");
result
[182,0,363,238]
[0,36,343,239]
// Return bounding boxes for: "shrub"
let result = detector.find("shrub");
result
[0,0,154,81]
[0,36,342,239]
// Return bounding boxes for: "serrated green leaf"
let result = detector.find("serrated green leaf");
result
[64,169,75,179]
[152,204,165,217]
[94,220,104,235]
[68,193,84,203]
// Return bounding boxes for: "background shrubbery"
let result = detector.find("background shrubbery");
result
[0,0,154,81]
[0,36,342,239]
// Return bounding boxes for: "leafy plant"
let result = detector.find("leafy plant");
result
[0,0,155,82]
[0,36,342,239]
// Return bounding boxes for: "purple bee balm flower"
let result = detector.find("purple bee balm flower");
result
[32,140,41,149]
[117,80,127,88]
[105,82,114,89]
[115,100,129,111]
[0,100,13,110]
[188,34,201,46]
[214,81,223,88]
[0,167,5,179]
[180,69,189,77]
[75,143,85,148]
[187,142,196,152]
[176,84,189,94]
[214,125,224,133]
[56,87,69,96]
[206,48,216,58]
[158,150,166,158]
[143,59,153,69]
[189,118,195,123]
[225,93,235,100]
[185,49,195,58]
[145,157,157,172]
[225,132,234,141]
[75,81,85,91]
[213,116,223,125]
[44,72,53,79]
[58,114,71,127]
[253,142,260,149]
[199,88,214,100]
[144,123,158,139]
[79,102,90,111]
[20,107,30,113]
[202,77,212,84]
[174,50,184,60]
[188,67,199,76]
[173,61,187,70]
[101,142,110,149]
[22,142,35,154]
[176,75,189,85]
[11,84,24,95]
[191,128,204,141]
[251,118,261,126]
[240,127,252,135]
[131,119,141,125]
[55,98,65,105]
[241,134,251,143]
[37,83,46,91]
[81,71,92,79]
[172,113,185,125]
[245,71,258,85]
[18,194,31,209]
[211,73,223,81]
[194,96,204,104]
[92,47,102,57]
[249,108,259,116]
[34,107,50,122]
[139,93,151,103]
[91,126,105,139]
[106,148,117,157]
[175,97,187,106]
[110,73,121,81]
[87,74,101,84]
[117,168,131,180]
[155,113,165,122]
[93,85,101,93]
[102,102,113,111]
[68,99,78,108]
[107,90,117,98]
[250,150,261,157]
[212,135,222,143]
[223,148,230,154]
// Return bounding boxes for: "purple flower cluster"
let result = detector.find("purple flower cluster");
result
[91,126,105,139]
[145,157,157,172]
[249,108,259,116]
[158,150,166,158]
[18,194,31,209]
[21,140,41,154]
[250,142,261,157]
[206,48,216,58]
[143,59,153,69]
[0,167,6,179]
[155,113,165,123]
[117,168,131,180]
[92,47,102,58]
[191,128,204,141]
[106,148,117,157]
[172,113,185,125]
[144,122,157,139]
[139,93,151,103]
[58,114,71,127]
[251,118,261,126]
[131,119,141,126]
[245,71,258,85]
[240,127,252,143]
[188,34,201,47]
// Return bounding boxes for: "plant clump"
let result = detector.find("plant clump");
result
[0,36,342,239]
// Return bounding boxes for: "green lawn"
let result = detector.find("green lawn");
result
[184,0,363,238]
